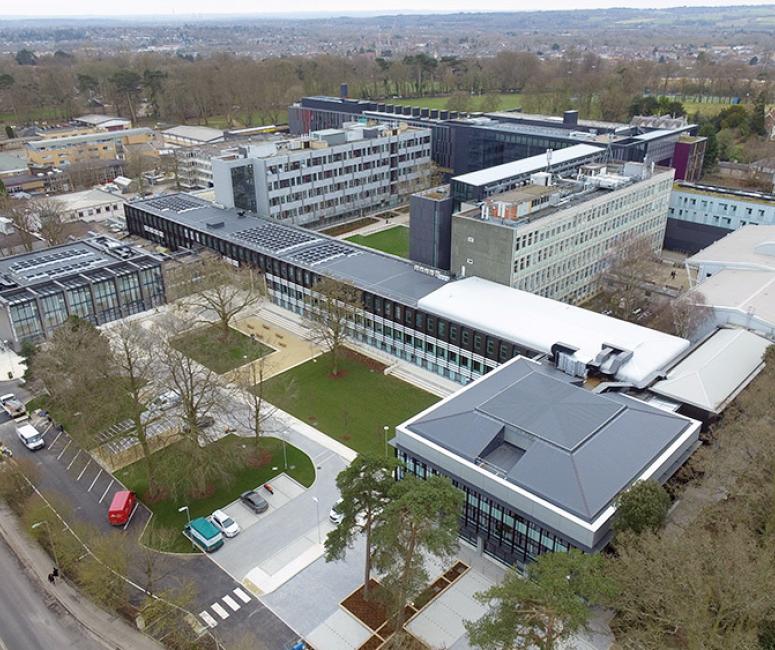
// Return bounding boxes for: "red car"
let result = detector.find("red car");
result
[108,490,136,526]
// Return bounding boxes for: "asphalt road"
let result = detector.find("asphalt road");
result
[0,535,104,650]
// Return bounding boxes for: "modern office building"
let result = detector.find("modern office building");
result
[409,185,454,269]
[211,122,432,227]
[25,128,154,169]
[175,144,247,190]
[288,95,700,176]
[0,236,166,349]
[686,225,775,339]
[671,135,707,183]
[450,162,674,304]
[666,181,775,253]
[393,355,701,566]
[125,193,689,388]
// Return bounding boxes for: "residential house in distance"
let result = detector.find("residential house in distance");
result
[686,225,775,339]
[666,181,775,253]
[450,162,674,304]
[0,236,165,350]
[212,122,432,227]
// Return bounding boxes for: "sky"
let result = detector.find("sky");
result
[1,0,774,18]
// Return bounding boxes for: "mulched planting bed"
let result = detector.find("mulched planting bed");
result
[443,560,468,582]
[342,579,390,631]
[321,217,378,236]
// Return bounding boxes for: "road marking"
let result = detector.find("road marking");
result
[56,440,71,460]
[99,480,114,504]
[233,587,251,603]
[88,469,103,492]
[76,458,92,481]
[123,503,139,530]
[199,611,218,628]
[66,450,81,470]
[222,595,240,611]
[50,430,63,447]
[211,603,229,620]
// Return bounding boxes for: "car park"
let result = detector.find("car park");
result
[210,509,241,537]
[149,390,181,412]
[240,489,269,514]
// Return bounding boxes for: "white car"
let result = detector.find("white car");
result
[149,391,181,413]
[329,499,366,527]
[209,509,240,538]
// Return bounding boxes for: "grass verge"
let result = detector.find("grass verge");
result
[171,324,273,374]
[262,349,438,456]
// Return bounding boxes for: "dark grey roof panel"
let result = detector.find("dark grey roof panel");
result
[409,411,503,462]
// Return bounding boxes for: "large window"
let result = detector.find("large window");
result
[231,163,257,213]
[117,272,143,315]
[92,279,120,323]
[10,301,42,340]
[39,292,68,332]
[67,285,94,320]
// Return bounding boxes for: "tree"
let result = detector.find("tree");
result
[372,475,463,635]
[614,480,671,535]
[466,550,616,650]
[598,235,658,321]
[649,290,713,340]
[15,49,37,66]
[325,454,399,599]
[167,256,264,338]
[304,276,361,377]
[142,69,167,119]
[751,90,767,136]
[446,91,472,113]
[109,70,142,124]
[31,197,66,246]
[480,92,501,113]
[2,197,36,252]
[237,358,277,458]
[0,178,5,197]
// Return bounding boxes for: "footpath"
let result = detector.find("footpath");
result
[0,504,163,650]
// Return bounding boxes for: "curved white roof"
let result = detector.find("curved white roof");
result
[418,277,689,386]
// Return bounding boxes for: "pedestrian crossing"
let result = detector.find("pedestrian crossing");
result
[199,587,252,628]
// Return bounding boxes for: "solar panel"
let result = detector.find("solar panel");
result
[231,224,319,253]
[289,241,359,266]
[145,195,204,213]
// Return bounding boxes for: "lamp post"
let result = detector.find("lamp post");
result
[178,505,195,551]
[31,521,59,574]
[383,425,390,459]
[311,496,321,544]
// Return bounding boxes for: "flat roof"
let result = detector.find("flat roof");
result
[0,151,27,173]
[401,357,695,522]
[675,182,775,204]
[484,111,629,132]
[452,144,604,188]
[651,328,771,413]
[74,114,129,125]
[418,277,689,386]
[27,128,152,149]
[130,193,446,305]
[55,188,124,211]
[687,225,775,270]
[163,125,225,142]
[694,268,775,327]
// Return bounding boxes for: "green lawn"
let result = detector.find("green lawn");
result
[388,93,522,112]
[346,226,410,258]
[116,435,314,552]
[262,351,438,456]
[171,324,273,374]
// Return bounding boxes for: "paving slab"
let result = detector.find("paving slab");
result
[306,609,372,650]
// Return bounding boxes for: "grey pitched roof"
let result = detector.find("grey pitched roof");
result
[406,358,693,522]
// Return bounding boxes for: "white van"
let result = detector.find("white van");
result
[16,423,45,451]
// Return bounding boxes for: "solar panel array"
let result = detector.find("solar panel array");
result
[289,241,359,266]
[8,248,101,283]
[231,224,319,253]
[145,195,204,213]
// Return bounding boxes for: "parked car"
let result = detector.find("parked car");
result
[182,415,215,433]
[185,517,223,553]
[108,490,137,526]
[240,490,269,514]
[209,509,241,537]
[329,498,366,527]
[16,423,44,451]
[1,394,27,420]
[149,391,181,412]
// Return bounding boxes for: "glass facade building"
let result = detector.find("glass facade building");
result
[0,238,165,349]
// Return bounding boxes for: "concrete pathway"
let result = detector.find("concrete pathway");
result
[330,209,409,240]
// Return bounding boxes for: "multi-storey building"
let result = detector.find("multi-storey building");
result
[175,145,246,190]
[211,123,432,227]
[25,128,154,169]
[666,181,775,253]
[450,163,674,304]
[125,193,688,389]
[0,236,165,349]
[289,95,700,177]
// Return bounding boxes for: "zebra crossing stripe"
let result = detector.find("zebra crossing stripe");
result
[223,595,240,611]
[233,587,251,603]
[211,602,229,620]
[199,611,217,628]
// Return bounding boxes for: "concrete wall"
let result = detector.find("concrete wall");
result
[450,215,514,286]
[663,217,732,254]
[409,191,453,269]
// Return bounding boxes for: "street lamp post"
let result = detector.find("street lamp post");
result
[311,496,321,544]
[31,521,59,575]
[178,505,195,551]
[383,425,390,459]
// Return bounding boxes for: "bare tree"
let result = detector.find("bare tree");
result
[167,256,264,338]
[2,196,37,252]
[598,235,659,321]
[304,276,361,377]
[649,291,714,340]
[237,358,277,458]
[32,197,67,246]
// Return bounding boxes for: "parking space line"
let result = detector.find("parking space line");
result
[76,458,92,481]
[123,503,139,530]
[99,480,114,504]
[233,587,251,603]
[56,440,71,460]
[66,450,81,470]
[222,595,240,612]
[199,611,218,628]
[211,603,229,620]
[49,430,63,447]
[88,469,103,492]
